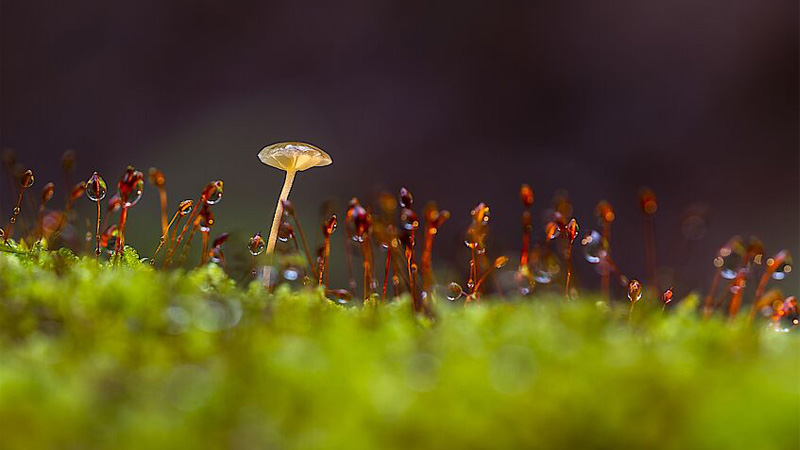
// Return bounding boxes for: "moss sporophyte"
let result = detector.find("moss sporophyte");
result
[0,147,794,330]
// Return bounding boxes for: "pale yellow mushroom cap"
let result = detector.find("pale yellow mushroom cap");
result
[258,142,332,172]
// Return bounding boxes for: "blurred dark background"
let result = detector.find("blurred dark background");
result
[1,0,798,296]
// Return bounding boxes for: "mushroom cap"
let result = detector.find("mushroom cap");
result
[258,142,332,172]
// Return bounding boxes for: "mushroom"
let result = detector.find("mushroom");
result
[258,141,332,259]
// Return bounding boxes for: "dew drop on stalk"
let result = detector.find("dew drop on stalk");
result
[198,207,214,233]
[581,230,608,263]
[278,220,294,243]
[4,169,34,243]
[565,218,579,244]
[20,169,35,188]
[662,287,674,306]
[767,252,792,280]
[772,297,798,332]
[86,173,107,201]
[714,237,745,280]
[400,207,418,232]
[178,199,193,216]
[209,233,229,264]
[346,199,371,242]
[627,279,643,303]
[746,238,764,265]
[399,187,413,209]
[531,250,559,284]
[323,215,338,237]
[446,282,463,301]
[326,288,352,305]
[248,232,266,256]
[680,205,707,241]
[118,166,144,208]
[202,180,223,205]
[545,221,560,240]
[100,225,120,255]
[85,172,108,256]
[41,182,56,204]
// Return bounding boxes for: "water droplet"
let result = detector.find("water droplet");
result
[12,207,20,215]
[680,205,708,240]
[399,187,413,209]
[772,296,798,332]
[662,287,674,305]
[278,221,294,242]
[176,199,193,216]
[85,172,107,202]
[746,238,764,265]
[41,182,56,204]
[715,237,745,279]
[400,208,418,232]
[446,282,463,301]
[768,250,792,281]
[565,218,579,244]
[581,230,608,263]
[493,256,509,269]
[545,221,560,240]
[627,279,643,302]
[280,199,295,216]
[322,214,338,237]
[20,169,34,189]
[248,232,266,256]
[424,202,450,233]
[531,249,560,283]
[101,225,120,254]
[197,206,214,233]
[326,289,352,305]
[346,199,370,242]
[471,203,490,223]
[211,233,229,249]
[520,184,534,208]
[282,267,300,281]
[465,203,489,251]
[0,228,4,239]
[117,166,144,208]
[202,180,223,205]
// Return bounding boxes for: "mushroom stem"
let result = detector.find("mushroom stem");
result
[266,169,296,255]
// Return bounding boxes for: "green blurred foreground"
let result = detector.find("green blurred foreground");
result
[0,248,798,450]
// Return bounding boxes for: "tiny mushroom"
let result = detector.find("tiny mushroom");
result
[258,142,332,260]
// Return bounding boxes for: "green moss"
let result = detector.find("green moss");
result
[0,250,797,450]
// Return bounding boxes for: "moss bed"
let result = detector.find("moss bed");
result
[0,247,798,450]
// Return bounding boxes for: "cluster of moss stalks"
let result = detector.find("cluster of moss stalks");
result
[0,245,797,450]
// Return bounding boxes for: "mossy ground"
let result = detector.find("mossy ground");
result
[0,247,798,450]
